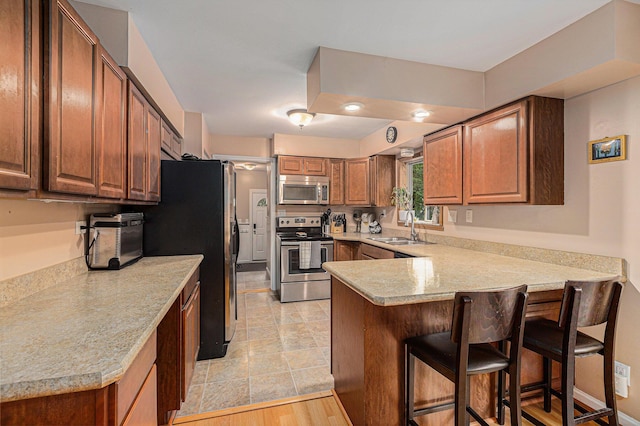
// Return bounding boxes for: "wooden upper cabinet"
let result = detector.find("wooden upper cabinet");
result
[463,96,563,205]
[329,159,345,205]
[128,82,147,201]
[423,125,463,205]
[369,155,395,206]
[146,106,161,202]
[127,81,161,202]
[278,156,328,176]
[96,45,127,199]
[344,158,370,205]
[0,0,40,192]
[161,121,182,160]
[278,156,304,175]
[303,157,327,175]
[44,0,99,195]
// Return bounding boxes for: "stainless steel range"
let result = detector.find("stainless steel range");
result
[275,216,333,302]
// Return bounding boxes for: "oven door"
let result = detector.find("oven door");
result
[280,241,333,282]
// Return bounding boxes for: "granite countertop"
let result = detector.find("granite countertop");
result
[324,234,619,306]
[0,255,203,403]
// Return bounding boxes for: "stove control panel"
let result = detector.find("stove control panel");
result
[277,216,322,228]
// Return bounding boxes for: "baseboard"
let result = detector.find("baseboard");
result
[574,388,640,425]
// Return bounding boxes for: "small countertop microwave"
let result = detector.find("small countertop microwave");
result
[278,175,329,205]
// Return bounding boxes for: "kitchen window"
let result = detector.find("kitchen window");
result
[397,155,443,230]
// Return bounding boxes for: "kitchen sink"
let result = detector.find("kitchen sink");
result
[367,237,434,245]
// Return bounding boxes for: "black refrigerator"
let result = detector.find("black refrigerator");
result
[142,159,237,359]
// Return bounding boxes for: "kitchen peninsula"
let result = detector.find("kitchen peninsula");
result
[0,255,203,425]
[322,241,623,425]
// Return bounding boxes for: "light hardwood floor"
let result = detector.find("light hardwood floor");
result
[175,393,608,426]
[173,391,350,426]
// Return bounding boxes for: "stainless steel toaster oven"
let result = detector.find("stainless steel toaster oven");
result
[88,213,143,269]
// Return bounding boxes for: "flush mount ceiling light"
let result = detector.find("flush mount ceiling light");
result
[400,148,415,158]
[343,102,364,112]
[287,109,315,128]
[413,110,431,120]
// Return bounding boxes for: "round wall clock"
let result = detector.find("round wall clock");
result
[386,126,398,144]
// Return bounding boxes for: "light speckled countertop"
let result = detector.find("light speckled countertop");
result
[0,255,203,402]
[324,233,620,306]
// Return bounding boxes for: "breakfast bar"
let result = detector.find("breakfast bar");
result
[322,244,621,425]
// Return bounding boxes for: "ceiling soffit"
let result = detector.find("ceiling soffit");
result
[308,0,640,128]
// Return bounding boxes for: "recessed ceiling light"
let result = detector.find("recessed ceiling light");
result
[413,110,431,119]
[343,102,364,112]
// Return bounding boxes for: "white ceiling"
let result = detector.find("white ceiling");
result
[77,0,616,139]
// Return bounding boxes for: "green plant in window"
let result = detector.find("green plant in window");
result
[411,162,425,218]
[391,187,412,211]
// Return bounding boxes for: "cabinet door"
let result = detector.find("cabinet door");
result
[329,159,345,205]
[278,156,303,175]
[370,155,395,206]
[128,82,147,200]
[96,46,126,199]
[171,134,182,158]
[161,121,173,153]
[464,100,528,204]
[303,158,327,176]
[121,365,157,426]
[45,0,98,195]
[0,0,40,191]
[145,106,161,201]
[182,283,200,400]
[334,240,359,261]
[345,158,370,205]
[423,125,463,205]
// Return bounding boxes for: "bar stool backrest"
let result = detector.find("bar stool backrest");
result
[451,285,528,345]
[558,280,621,328]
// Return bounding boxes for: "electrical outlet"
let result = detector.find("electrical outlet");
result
[615,361,631,386]
[448,210,457,223]
[75,221,87,235]
[615,361,631,397]
[380,210,386,218]
[466,210,473,223]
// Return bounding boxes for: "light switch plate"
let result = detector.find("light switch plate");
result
[466,210,473,223]
[448,210,457,223]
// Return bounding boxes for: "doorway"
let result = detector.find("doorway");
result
[250,189,267,261]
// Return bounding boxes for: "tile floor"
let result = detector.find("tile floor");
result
[175,268,333,417]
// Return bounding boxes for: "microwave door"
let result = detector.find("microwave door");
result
[281,184,318,204]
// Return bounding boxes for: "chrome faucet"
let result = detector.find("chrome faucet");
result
[404,211,419,241]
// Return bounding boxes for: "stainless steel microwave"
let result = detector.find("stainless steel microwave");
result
[278,175,329,205]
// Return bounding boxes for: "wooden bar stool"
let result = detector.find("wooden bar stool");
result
[518,279,623,426]
[404,285,528,426]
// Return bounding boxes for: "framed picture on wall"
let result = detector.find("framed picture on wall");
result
[588,135,627,164]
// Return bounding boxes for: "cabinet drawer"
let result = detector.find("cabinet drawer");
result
[121,364,157,426]
[182,268,199,305]
[115,330,157,426]
[360,243,394,259]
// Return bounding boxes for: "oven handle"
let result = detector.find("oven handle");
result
[279,241,334,247]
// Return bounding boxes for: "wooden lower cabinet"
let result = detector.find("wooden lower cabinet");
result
[334,240,360,261]
[122,365,157,426]
[360,243,394,260]
[182,281,201,400]
[0,268,202,425]
[331,278,562,425]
